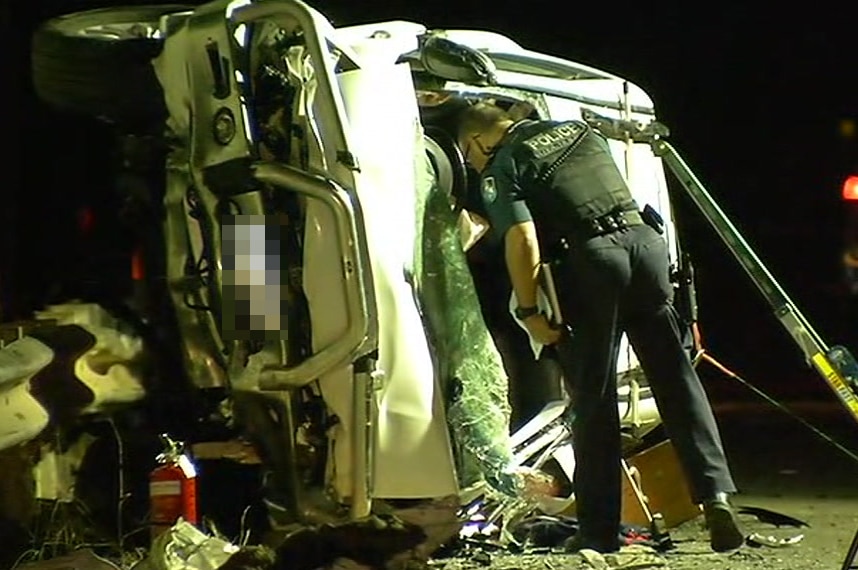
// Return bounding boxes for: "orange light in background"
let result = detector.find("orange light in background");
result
[844,175,858,201]
[131,248,145,281]
[77,207,95,235]
[839,119,856,139]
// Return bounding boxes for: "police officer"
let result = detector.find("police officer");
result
[456,102,744,553]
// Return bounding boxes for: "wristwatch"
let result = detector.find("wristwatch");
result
[514,305,540,320]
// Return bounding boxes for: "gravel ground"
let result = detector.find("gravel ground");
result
[11,404,858,570]
[431,406,858,570]
[429,504,856,569]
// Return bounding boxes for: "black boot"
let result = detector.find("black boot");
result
[702,492,744,552]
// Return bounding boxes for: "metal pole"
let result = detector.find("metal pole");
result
[842,525,858,570]
[350,356,377,518]
[618,84,642,429]
[622,81,633,179]
[652,140,858,423]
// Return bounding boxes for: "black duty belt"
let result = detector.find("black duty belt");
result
[544,209,648,262]
[576,208,644,239]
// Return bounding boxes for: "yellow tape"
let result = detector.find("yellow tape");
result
[811,353,858,416]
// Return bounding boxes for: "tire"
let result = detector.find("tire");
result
[31,5,193,129]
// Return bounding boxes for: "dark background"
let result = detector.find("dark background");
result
[5,1,858,408]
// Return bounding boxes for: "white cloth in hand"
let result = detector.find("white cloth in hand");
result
[509,287,554,359]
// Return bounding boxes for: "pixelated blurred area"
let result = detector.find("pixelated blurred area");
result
[221,215,289,341]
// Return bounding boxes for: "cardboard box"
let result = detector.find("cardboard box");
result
[622,439,701,528]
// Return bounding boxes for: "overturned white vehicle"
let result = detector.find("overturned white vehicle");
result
[19,0,858,561]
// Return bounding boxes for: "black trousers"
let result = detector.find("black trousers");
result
[553,224,736,546]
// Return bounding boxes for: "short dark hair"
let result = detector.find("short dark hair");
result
[456,102,511,143]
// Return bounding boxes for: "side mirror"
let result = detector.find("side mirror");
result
[418,35,497,87]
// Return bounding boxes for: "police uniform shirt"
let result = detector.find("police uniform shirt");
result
[479,120,541,243]
[480,119,637,247]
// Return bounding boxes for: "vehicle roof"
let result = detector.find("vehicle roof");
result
[333,20,655,110]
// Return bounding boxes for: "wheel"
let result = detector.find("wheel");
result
[31,5,193,129]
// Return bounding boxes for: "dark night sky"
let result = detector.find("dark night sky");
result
[6,1,858,403]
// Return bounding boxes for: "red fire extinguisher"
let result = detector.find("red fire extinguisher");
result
[149,434,198,540]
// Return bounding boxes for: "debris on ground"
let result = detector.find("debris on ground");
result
[736,506,810,528]
[746,532,805,548]
[575,544,667,569]
[143,520,239,570]
[271,513,427,570]
[15,549,121,569]
[216,546,277,570]
[602,545,666,569]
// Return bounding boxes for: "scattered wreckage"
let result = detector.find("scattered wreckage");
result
[7,0,858,567]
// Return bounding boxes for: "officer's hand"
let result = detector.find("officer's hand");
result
[523,313,561,345]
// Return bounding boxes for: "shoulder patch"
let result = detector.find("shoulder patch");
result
[482,176,497,204]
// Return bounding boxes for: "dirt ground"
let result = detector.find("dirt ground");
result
[432,404,858,570]
[8,401,858,570]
